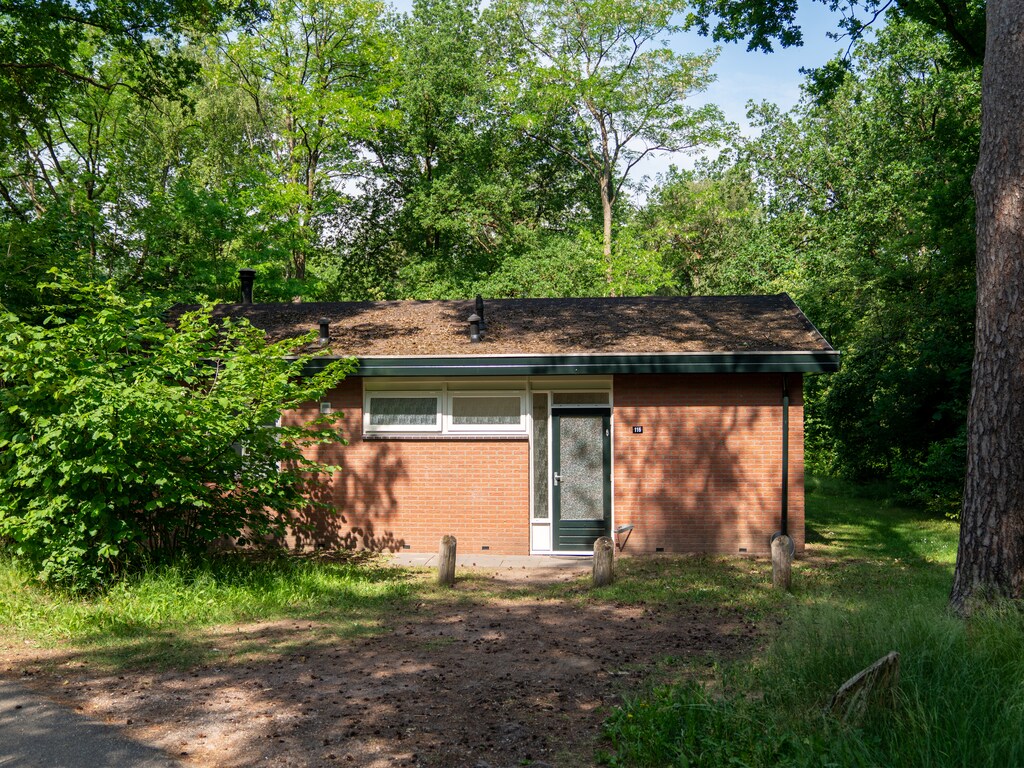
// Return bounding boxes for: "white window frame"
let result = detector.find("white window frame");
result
[363,391,442,433]
[445,391,527,434]
[361,380,530,436]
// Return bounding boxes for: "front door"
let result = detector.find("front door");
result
[552,408,611,551]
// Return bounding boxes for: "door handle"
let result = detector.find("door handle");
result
[553,472,561,486]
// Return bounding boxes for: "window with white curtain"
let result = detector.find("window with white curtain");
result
[364,393,441,432]
[447,393,525,433]
[363,386,527,435]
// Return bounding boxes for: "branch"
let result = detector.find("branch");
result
[0,62,119,92]
[0,178,29,221]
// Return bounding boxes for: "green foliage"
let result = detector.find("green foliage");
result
[327,0,596,301]
[0,275,355,589]
[506,0,728,285]
[0,0,250,127]
[219,0,397,283]
[680,0,985,67]
[708,18,978,493]
[635,163,770,294]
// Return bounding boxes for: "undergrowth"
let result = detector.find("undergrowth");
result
[603,475,1024,768]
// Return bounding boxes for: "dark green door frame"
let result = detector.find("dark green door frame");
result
[551,407,612,552]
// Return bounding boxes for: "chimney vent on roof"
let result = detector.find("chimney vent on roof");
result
[468,313,482,343]
[239,268,256,304]
[318,317,330,346]
[475,294,486,331]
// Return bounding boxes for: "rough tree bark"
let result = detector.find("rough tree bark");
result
[949,0,1024,614]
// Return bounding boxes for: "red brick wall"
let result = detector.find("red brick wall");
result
[283,374,803,557]
[612,374,804,555]
[283,379,530,555]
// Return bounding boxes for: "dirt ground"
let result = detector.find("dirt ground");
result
[1,569,761,768]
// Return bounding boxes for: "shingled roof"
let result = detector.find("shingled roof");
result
[203,294,834,358]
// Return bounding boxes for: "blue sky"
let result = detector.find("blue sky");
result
[647,3,848,182]
[677,4,847,131]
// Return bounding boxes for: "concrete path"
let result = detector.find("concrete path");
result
[388,552,593,582]
[0,678,178,768]
[388,553,590,569]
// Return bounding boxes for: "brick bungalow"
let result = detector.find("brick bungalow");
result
[217,279,839,557]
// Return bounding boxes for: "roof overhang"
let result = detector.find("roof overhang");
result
[302,350,841,377]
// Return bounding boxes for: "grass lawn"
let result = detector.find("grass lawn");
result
[0,554,415,668]
[1,476,1021,767]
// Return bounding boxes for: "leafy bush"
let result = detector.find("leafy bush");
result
[0,275,354,589]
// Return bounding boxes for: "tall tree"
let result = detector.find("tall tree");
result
[339,0,593,300]
[508,0,726,292]
[635,164,765,294]
[221,0,394,282]
[949,1,1024,613]
[0,0,251,314]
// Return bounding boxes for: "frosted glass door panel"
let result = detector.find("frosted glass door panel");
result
[552,408,611,551]
[559,415,605,521]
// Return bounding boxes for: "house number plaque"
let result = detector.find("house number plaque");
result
[632,426,643,434]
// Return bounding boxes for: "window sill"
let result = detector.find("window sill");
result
[361,433,529,441]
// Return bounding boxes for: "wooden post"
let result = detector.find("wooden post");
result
[437,535,457,587]
[592,536,614,587]
[771,534,792,592]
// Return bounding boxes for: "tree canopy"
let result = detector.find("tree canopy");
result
[0,0,1004,601]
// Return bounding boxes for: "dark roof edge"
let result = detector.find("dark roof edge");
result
[299,351,841,377]
[784,293,836,351]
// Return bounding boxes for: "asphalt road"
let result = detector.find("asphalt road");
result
[0,678,178,768]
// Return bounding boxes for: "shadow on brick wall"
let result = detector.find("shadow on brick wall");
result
[617,389,787,555]
[290,438,410,553]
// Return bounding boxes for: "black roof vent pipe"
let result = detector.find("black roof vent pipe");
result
[475,294,486,331]
[468,313,482,343]
[318,317,330,346]
[239,268,256,304]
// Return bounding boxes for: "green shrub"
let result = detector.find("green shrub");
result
[893,431,967,520]
[0,274,354,589]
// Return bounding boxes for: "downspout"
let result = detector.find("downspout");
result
[781,373,790,537]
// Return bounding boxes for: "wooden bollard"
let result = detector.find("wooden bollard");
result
[592,536,614,587]
[771,534,792,592]
[437,535,457,587]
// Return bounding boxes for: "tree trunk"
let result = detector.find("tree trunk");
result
[950,0,1024,614]
[601,174,614,296]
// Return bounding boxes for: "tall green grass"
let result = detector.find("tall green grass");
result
[0,553,411,647]
[604,476,1024,768]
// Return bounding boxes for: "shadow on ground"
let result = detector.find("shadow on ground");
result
[5,575,760,768]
